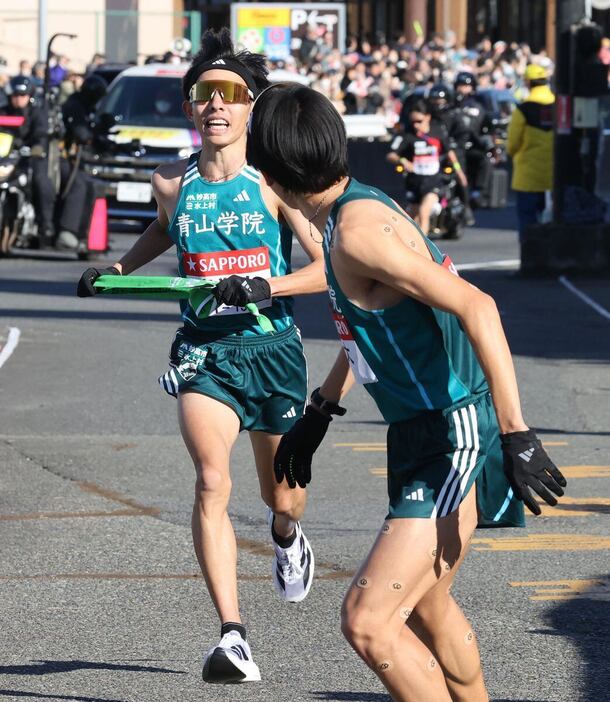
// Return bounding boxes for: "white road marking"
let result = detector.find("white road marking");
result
[0,327,20,369]
[455,259,520,271]
[559,276,610,322]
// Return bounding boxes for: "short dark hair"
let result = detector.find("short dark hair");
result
[182,28,269,101]
[409,98,430,115]
[247,84,349,195]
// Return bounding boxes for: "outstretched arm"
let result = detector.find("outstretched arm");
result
[76,166,177,296]
[113,169,175,274]
[274,350,355,489]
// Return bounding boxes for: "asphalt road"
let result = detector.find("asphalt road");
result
[1,206,609,702]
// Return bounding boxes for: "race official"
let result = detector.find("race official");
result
[507,64,555,241]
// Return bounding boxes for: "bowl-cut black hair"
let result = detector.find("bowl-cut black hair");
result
[247,83,349,195]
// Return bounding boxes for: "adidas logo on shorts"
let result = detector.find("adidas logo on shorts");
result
[282,406,297,419]
[404,488,424,502]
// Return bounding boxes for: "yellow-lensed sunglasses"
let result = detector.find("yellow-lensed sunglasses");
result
[189,80,254,104]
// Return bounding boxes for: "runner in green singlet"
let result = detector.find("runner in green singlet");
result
[76,31,323,684]
[247,83,567,702]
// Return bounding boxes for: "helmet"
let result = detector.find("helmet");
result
[428,83,454,113]
[455,71,477,88]
[524,64,548,81]
[9,75,34,96]
[80,74,107,108]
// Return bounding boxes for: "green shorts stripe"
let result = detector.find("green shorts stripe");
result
[386,392,524,528]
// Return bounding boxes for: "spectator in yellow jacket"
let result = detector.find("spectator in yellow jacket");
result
[507,64,555,241]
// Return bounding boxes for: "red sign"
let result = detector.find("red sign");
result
[183,246,270,279]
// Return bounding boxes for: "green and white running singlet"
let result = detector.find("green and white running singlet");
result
[167,152,294,336]
[159,153,308,433]
[323,178,524,527]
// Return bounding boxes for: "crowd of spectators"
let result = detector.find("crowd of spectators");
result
[4,26,608,124]
[268,30,561,127]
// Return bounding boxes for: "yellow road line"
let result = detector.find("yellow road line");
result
[538,496,610,517]
[334,443,385,447]
[369,465,610,480]
[510,578,610,601]
[336,441,569,450]
[472,533,610,551]
[560,465,610,479]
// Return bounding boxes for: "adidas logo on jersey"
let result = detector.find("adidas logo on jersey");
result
[404,488,424,502]
[282,406,297,419]
[518,447,535,462]
[233,189,250,202]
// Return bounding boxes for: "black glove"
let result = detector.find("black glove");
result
[214,275,270,307]
[274,405,331,489]
[77,266,120,297]
[500,429,567,515]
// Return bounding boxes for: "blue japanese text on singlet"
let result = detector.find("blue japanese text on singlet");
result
[167,152,294,335]
[324,178,487,423]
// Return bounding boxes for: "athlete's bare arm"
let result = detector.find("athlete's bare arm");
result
[112,160,187,275]
[318,349,356,403]
[259,180,326,296]
[331,200,528,434]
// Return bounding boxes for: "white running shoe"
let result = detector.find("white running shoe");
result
[201,630,261,684]
[268,508,315,603]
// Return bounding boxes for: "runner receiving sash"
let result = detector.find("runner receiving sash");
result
[77,30,323,684]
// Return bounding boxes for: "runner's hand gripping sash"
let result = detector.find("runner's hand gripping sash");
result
[77,266,120,297]
[500,429,567,515]
[93,275,274,332]
[274,406,331,489]
[214,275,271,307]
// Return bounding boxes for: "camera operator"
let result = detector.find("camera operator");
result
[427,82,475,225]
[454,72,493,208]
[387,98,465,236]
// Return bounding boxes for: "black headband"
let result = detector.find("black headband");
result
[195,58,260,97]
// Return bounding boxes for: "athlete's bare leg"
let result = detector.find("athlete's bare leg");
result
[417,192,439,236]
[178,391,241,623]
[408,544,488,702]
[341,489,487,702]
[249,431,307,537]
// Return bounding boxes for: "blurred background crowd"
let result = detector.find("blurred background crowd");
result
[0,29,586,125]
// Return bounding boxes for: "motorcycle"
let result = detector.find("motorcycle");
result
[0,121,38,255]
[398,161,466,240]
[0,117,109,260]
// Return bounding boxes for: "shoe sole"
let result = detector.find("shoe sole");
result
[202,649,261,684]
[272,529,315,603]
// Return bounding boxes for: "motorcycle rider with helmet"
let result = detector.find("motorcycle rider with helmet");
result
[453,72,493,208]
[387,98,465,236]
[0,75,93,250]
[427,82,475,225]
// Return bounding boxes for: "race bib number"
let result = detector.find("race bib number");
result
[412,154,440,176]
[332,311,378,385]
[183,246,272,316]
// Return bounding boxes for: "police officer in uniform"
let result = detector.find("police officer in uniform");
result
[454,72,493,208]
[427,82,475,225]
[1,75,94,250]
